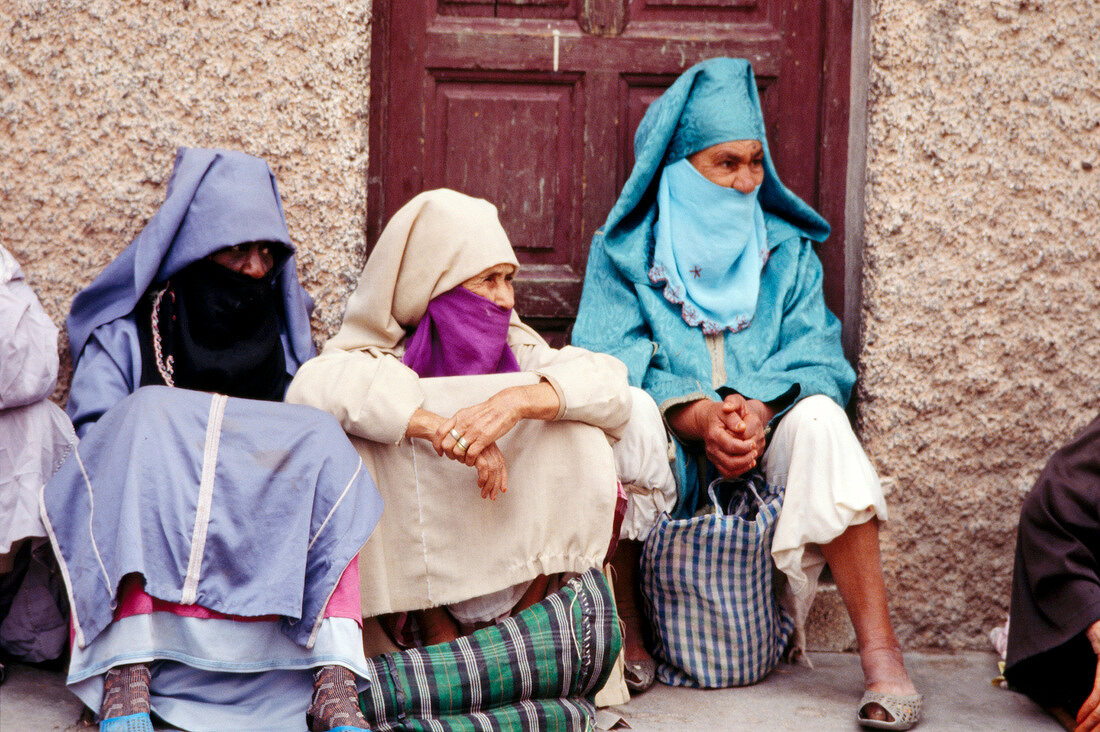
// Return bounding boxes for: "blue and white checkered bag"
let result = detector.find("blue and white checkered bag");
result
[640,473,794,688]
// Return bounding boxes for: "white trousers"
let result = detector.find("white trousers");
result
[612,387,678,541]
[764,395,888,653]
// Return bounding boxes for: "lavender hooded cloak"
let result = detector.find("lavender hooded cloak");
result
[41,149,382,730]
[65,148,315,437]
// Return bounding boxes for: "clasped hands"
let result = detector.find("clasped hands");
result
[666,393,773,478]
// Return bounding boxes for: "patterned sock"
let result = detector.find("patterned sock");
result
[308,664,368,731]
[100,663,151,720]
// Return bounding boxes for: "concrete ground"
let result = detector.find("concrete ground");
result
[0,651,1061,731]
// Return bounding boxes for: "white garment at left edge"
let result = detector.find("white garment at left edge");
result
[764,394,888,655]
[0,400,75,557]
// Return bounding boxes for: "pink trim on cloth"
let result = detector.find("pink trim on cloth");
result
[112,558,363,626]
[605,481,627,565]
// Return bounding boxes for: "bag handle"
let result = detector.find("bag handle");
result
[706,474,766,517]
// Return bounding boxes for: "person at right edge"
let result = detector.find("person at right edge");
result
[1006,415,1100,732]
[572,57,922,729]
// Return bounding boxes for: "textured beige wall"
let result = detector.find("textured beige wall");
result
[861,0,1100,648]
[0,0,372,395]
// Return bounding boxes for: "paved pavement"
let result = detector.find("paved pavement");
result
[0,651,1062,731]
[616,651,1060,731]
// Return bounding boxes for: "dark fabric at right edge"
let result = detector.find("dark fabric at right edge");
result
[1005,414,1100,709]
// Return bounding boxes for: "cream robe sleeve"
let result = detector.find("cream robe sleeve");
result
[285,345,425,445]
[288,319,632,444]
[507,321,631,441]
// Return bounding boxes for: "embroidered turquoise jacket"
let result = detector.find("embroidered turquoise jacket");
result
[572,58,854,517]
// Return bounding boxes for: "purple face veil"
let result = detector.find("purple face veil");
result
[66,148,315,370]
[401,286,521,377]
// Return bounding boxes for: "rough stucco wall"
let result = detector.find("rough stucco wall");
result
[861,0,1100,648]
[0,0,371,396]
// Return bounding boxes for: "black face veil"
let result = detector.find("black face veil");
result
[137,256,290,401]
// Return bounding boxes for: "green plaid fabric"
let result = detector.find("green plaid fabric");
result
[359,569,620,731]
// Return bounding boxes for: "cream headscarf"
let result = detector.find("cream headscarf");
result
[325,189,521,353]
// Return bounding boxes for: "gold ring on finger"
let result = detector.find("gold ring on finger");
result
[456,437,470,452]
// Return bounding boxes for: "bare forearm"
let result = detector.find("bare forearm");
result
[501,381,560,421]
[405,408,445,440]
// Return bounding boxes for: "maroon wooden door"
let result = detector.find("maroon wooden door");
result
[369,0,853,343]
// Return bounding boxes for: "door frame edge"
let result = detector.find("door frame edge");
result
[843,0,871,370]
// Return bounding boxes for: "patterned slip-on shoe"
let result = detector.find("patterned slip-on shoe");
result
[624,656,656,694]
[857,690,924,730]
[99,712,154,732]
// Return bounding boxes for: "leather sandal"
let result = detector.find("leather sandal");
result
[624,656,657,694]
[857,690,923,730]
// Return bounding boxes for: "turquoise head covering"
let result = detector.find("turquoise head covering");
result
[597,58,830,309]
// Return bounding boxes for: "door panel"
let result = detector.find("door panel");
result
[426,72,583,262]
[370,0,852,344]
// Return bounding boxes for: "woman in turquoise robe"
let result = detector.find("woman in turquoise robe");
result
[573,58,922,729]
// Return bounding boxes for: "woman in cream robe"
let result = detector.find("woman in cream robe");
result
[287,190,675,669]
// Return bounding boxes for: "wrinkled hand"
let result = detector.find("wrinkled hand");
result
[726,394,770,453]
[1076,622,1100,731]
[667,394,771,478]
[405,407,508,499]
[471,442,508,500]
[433,390,525,466]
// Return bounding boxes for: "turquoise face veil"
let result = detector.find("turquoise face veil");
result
[592,58,830,293]
[650,157,769,334]
[650,63,770,334]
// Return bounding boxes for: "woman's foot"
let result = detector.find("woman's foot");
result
[100,663,151,720]
[611,539,657,694]
[862,644,917,695]
[308,664,370,731]
[619,595,657,693]
[858,645,920,727]
[819,521,921,727]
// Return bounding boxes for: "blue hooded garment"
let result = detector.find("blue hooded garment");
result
[46,149,383,651]
[65,148,316,437]
[572,58,854,517]
[44,387,382,651]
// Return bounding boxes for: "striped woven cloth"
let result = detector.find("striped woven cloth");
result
[359,569,620,731]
